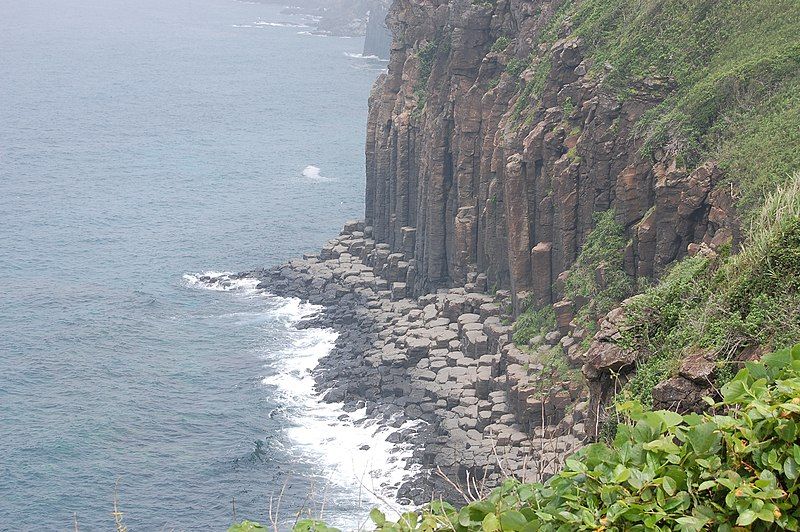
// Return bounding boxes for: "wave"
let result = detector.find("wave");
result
[254,20,311,28]
[344,52,388,61]
[301,164,334,181]
[182,271,260,294]
[187,270,420,521]
[296,31,327,37]
[261,298,422,510]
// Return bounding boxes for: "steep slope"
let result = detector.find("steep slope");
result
[365,0,798,312]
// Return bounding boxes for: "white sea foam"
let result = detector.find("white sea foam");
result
[182,271,260,294]
[261,299,422,515]
[301,164,334,181]
[343,52,388,61]
[254,20,310,28]
[187,271,420,522]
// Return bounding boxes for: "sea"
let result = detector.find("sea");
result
[0,0,401,529]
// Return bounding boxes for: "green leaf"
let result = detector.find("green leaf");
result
[655,409,684,428]
[291,520,341,532]
[662,476,677,496]
[698,480,717,491]
[370,508,386,526]
[763,348,792,371]
[499,510,529,531]
[785,457,799,480]
[737,509,758,526]
[482,512,501,532]
[721,375,748,402]
[613,464,631,483]
[687,422,720,455]
[400,512,418,529]
[676,515,708,532]
[229,522,266,532]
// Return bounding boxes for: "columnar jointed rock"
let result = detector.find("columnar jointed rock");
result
[364,0,739,298]
[252,221,588,503]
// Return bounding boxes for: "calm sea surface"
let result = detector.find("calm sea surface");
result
[0,0,391,528]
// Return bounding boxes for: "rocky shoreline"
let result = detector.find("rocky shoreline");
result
[247,221,590,505]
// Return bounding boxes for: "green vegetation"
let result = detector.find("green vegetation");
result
[232,343,800,531]
[564,210,634,339]
[504,57,530,78]
[229,519,339,531]
[509,57,551,125]
[414,37,450,116]
[511,303,555,346]
[490,36,510,53]
[529,346,580,395]
[561,97,575,119]
[532,0,800,216]
[621,178,800,406]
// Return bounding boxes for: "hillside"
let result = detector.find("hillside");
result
[233,0,800,528]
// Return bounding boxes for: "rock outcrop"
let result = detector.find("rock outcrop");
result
[256,222,587,502]
[364,0,738,307]
[363,0,392,59]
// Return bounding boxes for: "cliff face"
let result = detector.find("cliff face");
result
[364,0,739,310]
[362,0,392,59]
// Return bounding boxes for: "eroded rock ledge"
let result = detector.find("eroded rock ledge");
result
[253,221,587,502]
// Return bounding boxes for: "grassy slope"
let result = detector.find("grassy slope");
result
[622,177,800,406]
[540,0,800,215]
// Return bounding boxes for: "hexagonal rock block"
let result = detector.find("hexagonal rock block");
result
[461,322,484,336]
[433,329,459,348]
[406,337,431,362]
[553,300,575,334]
[341,220,362,234]
[478,302,501,319]
[463,330,489,358]
[390,282,407,301]
[442,295,468,320]
[457,313,481,332]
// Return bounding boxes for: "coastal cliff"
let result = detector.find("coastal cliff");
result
[364,0,798,425]
[233,0,799,527]
[365,0,748,301]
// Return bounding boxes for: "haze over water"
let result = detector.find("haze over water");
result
[0,0,389,528]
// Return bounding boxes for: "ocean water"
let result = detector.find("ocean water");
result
[0,0,396,529]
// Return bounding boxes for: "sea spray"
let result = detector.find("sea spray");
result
[185,271,420,527]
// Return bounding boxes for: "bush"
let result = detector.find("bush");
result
[264,344,800,531]
[505,57,529,78]
[511,304,555,346]
[490,36,510,53]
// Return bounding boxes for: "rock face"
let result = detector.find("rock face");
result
[362,0,392,59]
[364,0,738,301]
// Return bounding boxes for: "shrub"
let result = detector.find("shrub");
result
[504,57,529,78]
[512,304,555,346]
[236,343,800,531]
[564,209,634,334]
[490,36,510,53]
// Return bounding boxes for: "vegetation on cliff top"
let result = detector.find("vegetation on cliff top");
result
[530,0,800,215]
[231,342,800,531]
